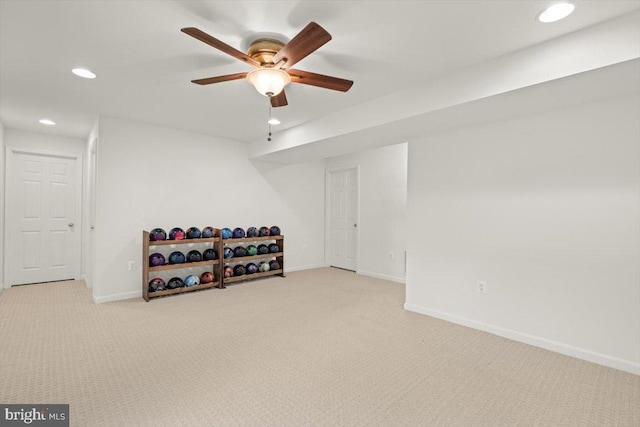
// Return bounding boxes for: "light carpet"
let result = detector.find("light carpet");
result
[0,268,638,426]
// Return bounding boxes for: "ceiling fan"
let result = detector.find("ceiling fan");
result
[181,22,354,107]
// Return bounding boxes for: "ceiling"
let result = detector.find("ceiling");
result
[1,0,639,143]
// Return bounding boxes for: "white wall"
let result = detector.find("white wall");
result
[94,116,325,303]
[0,121,4,290]
[326,143,407,282]
[405,93,640,374]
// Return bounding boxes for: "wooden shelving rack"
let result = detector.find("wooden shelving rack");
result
[222,234,285,285]
[142,231,223,302]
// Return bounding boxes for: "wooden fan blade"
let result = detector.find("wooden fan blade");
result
[288,69,353,92]
[272,22,331,69]
[181,27,260,68]
[270,90,288,107]
[191,72,248,85]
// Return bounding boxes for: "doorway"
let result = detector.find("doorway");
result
[5,149,82,285]
[327,167,359,271]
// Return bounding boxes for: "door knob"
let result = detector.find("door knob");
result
[68,223,74,227]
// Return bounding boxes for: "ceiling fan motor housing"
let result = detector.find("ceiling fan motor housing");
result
[247,38,285,65]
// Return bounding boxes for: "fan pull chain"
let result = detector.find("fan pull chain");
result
[267,100,272,142]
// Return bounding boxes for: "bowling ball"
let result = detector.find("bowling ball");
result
[167,277,184,289]
[269,260,280,270]
[258,226,270,237]
[232,227,245,238]
[259,261,270,272]
[257,244,269,255]
[168,251,186,264]
[246,227,258,237]
[224,266,233,278]
[269,226,281,236]
[202,226,217,238]
[149,228,167,241]
[200,272,214,284]
[268,243,279,253]
[234,246,247,257]
[148,278,166,292]
[233,265,246,276]
[223,247,234,259]
[246,245,258,256]
[187,250,202,263]
[186,227,202,239]
[246,263,258,275]
[203,248,217,260]
[184,275,200,287]
[149,253,165,267]
[221,228,233,239]
[169,227,185,240]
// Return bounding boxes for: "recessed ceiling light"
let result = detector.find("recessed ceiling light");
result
[39,119,56,125]
[537,3,575,23]
[268,118,281,125]
[72,68,97,79]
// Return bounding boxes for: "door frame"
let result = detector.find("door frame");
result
[4,147,83,287]
[324,165,360,270]
[86,139,97,289]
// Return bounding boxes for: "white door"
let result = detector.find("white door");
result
[9,151,80,285]
[329,168,358,271]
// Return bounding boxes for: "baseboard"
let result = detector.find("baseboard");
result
[404,303,640,375]
[285,263,326,273]
[93,290,141,304]
[357,269,406,284]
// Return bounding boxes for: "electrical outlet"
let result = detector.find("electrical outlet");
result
[302,244,308,250]
[389,252,394,260]
[477,281,487,293]
[128,261,136,271]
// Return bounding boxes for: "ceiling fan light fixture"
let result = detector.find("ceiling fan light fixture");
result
[246,68,291,97]
[537,3,575,23]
